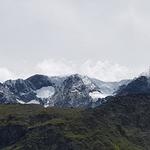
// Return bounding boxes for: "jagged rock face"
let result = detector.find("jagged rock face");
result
[53,74,98,107]
[0,83,17,104]
[0,74,129,107]
[5,79,32,94]
[4,75,54,104]
[4,79,35,102]
[117,76,150,96]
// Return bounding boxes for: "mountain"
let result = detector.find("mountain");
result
[1,94,150,149]
[0,83,17,104]
[117,76,150,96]
[0,74,129,108]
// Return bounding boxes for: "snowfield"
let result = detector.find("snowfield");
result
[36,86,55,99]
[89,91,109,101]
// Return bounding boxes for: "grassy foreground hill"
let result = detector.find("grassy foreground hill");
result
[1,95,150,150]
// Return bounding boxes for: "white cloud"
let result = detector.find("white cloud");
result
[0,60,144,82]
[0,68,16,82]
[36,59,141,81]
[36,59,76,76]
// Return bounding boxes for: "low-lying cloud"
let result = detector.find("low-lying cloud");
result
[0,68,16,82]
[36,59,142,81]
[0,59,144,82]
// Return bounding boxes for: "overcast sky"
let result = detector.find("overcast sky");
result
[0,0,150,82]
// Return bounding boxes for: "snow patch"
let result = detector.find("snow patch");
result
[82,76,92,85]
[17,99,25,104]
[89,91,108,101]
[36,86,55,99]
[17,99,40,105]
[27,100,40,105]
[81,76,97,90]
[44,104,49,108]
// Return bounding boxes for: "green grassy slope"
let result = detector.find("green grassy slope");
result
[0,95,150,150]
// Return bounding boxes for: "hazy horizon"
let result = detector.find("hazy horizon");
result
[0,0,150,81]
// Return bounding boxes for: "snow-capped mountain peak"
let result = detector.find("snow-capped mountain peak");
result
[0,74,130,108]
